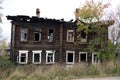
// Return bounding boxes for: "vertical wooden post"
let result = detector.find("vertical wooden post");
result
[60,24,63,64]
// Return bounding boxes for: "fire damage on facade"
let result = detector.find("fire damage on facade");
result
[6,9,114,65]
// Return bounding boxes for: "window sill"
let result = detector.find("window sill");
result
[66,62,74,65]
[33,62,41,64]
[46,62,55,64]
[18,62,28,64]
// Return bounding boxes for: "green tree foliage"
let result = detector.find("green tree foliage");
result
[75,0,115,61]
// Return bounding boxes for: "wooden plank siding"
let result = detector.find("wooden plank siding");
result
[7,16,112,65]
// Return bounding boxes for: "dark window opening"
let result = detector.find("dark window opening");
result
[21,54,26,62]
[81,30,86,39]
[67,53,73,62]
[80,54,86,62]
[94,54,99,63]
[47,53,53,62]
[34,54,40,62]
[34,32,40,41]
[48,29,54,42]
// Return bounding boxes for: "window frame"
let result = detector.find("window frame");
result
[32,50,42,64]
[18,50,28,64]
[48,29,54,42]
[67,30,74,42]
[80,30,87,42]
[34,28,41,42]
[66,51,75,64]
[46,50,55,64]
[92,52,100,64]
[79,52,88,63]
[20,28,28,42]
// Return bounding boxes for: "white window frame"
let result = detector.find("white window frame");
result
[67,30,74,42]
[20,28,28,41]
[32,50,42,64]
[46,50,55,64]
[18,50,28,64]
[66,51,75,64]
[79,52,88,62]
[92,52,100,64]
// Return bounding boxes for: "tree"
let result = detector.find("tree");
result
[75,0,115,62]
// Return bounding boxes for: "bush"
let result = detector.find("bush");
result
[0,54,13,68]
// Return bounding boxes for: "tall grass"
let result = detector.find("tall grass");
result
[0,61,120,80]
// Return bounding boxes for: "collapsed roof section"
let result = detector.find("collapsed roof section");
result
[6,15,114,28]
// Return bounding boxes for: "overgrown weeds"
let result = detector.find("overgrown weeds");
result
[0,61,120,80]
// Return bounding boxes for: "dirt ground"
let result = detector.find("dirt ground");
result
[73,77,120,80]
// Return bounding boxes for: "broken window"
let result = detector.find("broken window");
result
[34,28,41,42]
[46,50,55,64]
[18,50,28,64]
[48,29,54,42]
[66,51,75,64]
[81,30,87,42]
[79,52,87,62]
[67,30,74,42]
[21,28,28,41]
[32,50,42,64]
[92,52,100,64]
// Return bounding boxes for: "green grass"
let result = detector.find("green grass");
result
[0,61,120,80]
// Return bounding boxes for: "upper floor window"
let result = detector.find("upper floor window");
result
[21,28,28,41]
[48,29,54,42]
[67,30,74,42]
[81,29,87,42]
[34,28,41,42]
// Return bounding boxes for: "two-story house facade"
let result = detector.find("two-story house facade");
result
[7,15,113,65]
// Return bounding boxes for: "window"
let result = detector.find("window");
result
[66,51,75,64]
[32,50,42,64]
[46,50,55,64]
[48,29,54,42]
[81,30,87,42]
[21,28,28,41]
[18,50,28,64]
[79,52,87,62]
[67,30,74,42]
[92,52,100,64]
[34,28,41,42]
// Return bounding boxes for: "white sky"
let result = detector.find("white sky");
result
[0,0,120,42]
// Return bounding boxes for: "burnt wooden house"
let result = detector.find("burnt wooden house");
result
[6,14,113,65]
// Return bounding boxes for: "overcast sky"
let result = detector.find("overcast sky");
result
[0,0,120,42]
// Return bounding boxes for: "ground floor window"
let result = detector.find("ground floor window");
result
[79,52,87,62]
[66,51,75,64]
[92,52,100,64]
[18,50,28,64]
[32,50,42,64]
[46,50,55,64]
